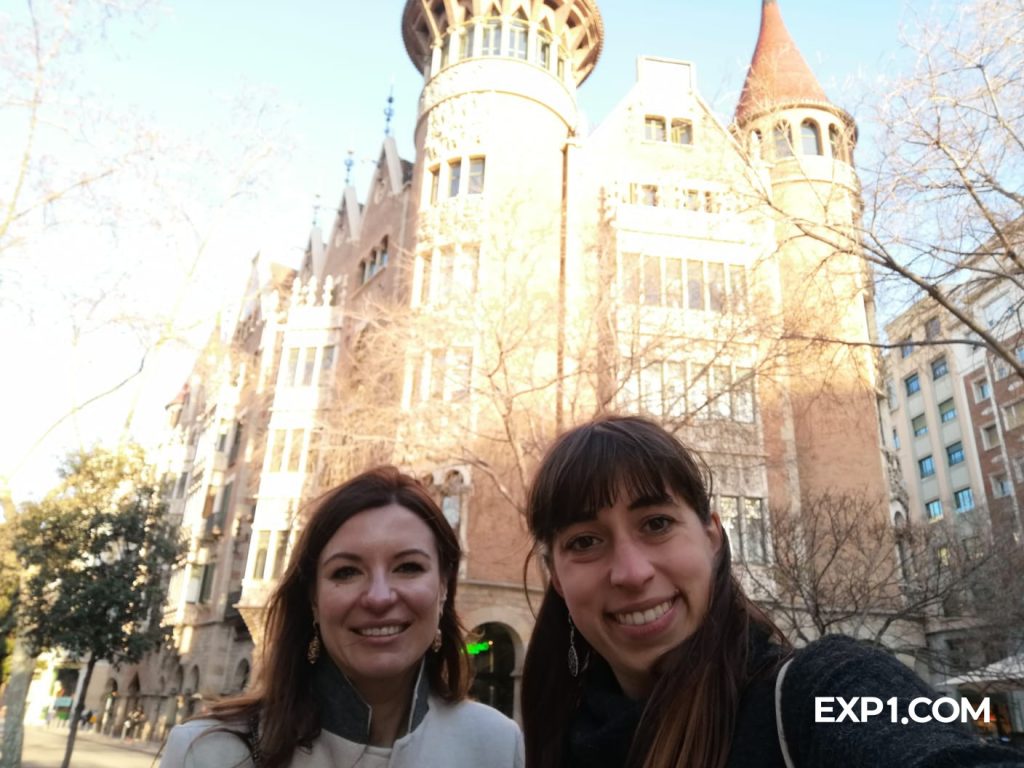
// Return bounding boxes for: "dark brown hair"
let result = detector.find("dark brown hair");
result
[521,416,787,768]
[203,466,470,768]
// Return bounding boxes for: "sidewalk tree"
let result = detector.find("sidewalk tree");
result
[744,492,1015,666]
[8,446,183,768]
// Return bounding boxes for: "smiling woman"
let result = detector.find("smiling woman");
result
[521,416,1024,768]
[159,466,523,768]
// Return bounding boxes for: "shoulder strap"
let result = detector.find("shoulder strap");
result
[775,658,796,768]
[246,713,263,768]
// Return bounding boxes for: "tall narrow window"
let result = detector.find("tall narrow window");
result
[687,260,705,310]
[671,119,693,145]
[664,361,686,418]
[707,262,726,313]
[271,531,289,579]
[286,348,300,386]
[773,123,793,158]
[622,252,641,304]
[302,347,316,386]
[742,498,766,563]
[509,12,528,59]
[664,257,684,308]
[270,429,286,472]
[450,348,472,400]
[430,349,446,399]
[642,255,661,305]
[448,159,462,197]
[440,32,450,69]
[918,455,935,478]
[828,124,845,161]
[468,157,485,194]
[435,246,454,303]
[320,345,336,386]
[287,429,304,472]
[459,24,475,60]
[538,28,552,68]
[482,19,502,56]
[800,120,822,155]
[729,265,747,311]
[252,532,270,580]
[734,368,755,423]
[198,563,216,604]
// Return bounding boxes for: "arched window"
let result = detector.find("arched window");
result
[750,129,763,160]
[801,119,822,155]
[829,124,845,162]
[538,19,553,69]
[481,4,502,56]
[773,123,793,158]
[509,9,529,60]
[441,469,466,527]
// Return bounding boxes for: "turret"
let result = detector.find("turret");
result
[734,0,889,515]
[400,1,604,315]
[734,0,856,181]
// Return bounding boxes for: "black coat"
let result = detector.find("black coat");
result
[566,635,1024,768]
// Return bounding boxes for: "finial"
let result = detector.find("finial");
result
[344,149,355,186]
[312,194,321,228]
[384,80,395,137]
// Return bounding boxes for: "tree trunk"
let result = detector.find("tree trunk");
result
[0,636,36,768]
[59,655,95,768]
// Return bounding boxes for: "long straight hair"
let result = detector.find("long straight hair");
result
[521,416,787,768]
[201,466,471,768]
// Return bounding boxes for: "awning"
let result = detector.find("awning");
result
[939,654,1024,692]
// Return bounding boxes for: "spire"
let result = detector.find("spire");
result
[383,81,395,137]
[735,0,830,125]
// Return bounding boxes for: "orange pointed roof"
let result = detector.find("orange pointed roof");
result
[735,0,830,125]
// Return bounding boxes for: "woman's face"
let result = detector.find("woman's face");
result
[550,489,722,699]
[313,503,446,698]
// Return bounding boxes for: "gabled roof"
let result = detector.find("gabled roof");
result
[735,0,831,125]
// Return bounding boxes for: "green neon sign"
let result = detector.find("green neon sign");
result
[466,641,492,656]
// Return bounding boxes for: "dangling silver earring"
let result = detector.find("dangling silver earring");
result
[307,622,321,665]
[432,627,443,652]
[568,615,589,677]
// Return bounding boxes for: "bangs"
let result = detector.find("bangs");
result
[528,417,711,542]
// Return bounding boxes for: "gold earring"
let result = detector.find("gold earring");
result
[431,627,443,652]
[307,622,321,665]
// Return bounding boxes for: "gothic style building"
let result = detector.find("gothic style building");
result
[68,0,900,740]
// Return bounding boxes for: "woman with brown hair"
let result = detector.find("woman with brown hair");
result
[161,466,522,768]
[521,415,1022,768]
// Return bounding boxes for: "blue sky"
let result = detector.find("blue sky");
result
[2,0,921,501]
[82,0,912,252]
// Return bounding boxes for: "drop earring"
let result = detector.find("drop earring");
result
[307,621,321,665]
[432,627,443,652]
[567,615,589,677]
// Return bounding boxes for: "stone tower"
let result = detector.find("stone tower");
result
[400,0,603,319]
[733,0,889,510]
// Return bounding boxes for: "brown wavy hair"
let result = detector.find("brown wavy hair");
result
[521,416,787,768]
[201,466,470,768]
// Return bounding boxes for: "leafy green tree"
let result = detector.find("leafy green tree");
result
[0,517,17,687]
[7,446,182,768]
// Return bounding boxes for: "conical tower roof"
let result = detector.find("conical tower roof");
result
[735,0,830,125]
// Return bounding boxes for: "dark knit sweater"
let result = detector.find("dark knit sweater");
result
[566,634,1024,768]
